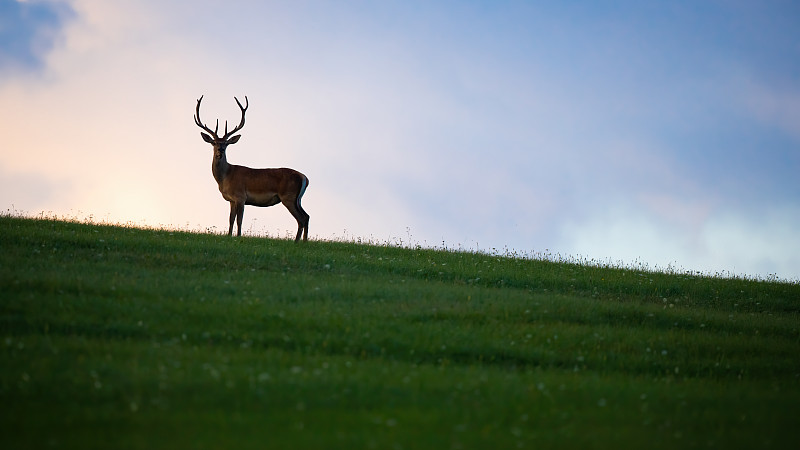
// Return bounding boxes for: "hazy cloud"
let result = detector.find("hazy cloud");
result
[0,163,72,212]
[558,202,800,280]
[0,0,74,76]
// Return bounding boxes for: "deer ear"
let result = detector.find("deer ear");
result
[201,132,215,143]
[227,135,241,144]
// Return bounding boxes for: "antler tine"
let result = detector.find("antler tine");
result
[222,95,249,139]
[236,95,249,111]
[194,95,220,139]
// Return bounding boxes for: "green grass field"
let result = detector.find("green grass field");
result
[2,215,799,449]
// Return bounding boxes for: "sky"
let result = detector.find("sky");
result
[1,0,799,280]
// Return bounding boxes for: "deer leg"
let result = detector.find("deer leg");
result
[281,196,310,242]
[300,202,309,241]
[227,202,245,236]
[235,203,245,237]
[227,202,237,236]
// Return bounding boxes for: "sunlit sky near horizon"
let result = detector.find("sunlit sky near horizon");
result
[1,0,799,280]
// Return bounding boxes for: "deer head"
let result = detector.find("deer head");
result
[194,95,249,159]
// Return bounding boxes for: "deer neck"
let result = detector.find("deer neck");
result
[212,151,230,184]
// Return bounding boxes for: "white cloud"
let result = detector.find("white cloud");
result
[558,202,800,280]
[741,79,800,142]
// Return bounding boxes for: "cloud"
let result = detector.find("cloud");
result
[557,202,800,280]
[0,163,72,213]
[0,0,75,76]
[741,80,800,142]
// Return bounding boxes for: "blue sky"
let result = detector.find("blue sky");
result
[1,0,799,279]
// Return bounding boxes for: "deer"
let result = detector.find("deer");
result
[194,95,310,242]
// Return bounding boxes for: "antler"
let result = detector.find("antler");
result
[194,95,220,139]
[222,96,248,140]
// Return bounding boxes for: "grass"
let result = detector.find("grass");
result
[1,215,799,449]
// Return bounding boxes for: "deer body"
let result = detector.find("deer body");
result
[196,96,310,241]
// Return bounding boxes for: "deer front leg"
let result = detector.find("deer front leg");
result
[227,202,237,236]
[235,203,245,236]
[227,201,245,236]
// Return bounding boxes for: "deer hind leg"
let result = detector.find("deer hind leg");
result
[297,199,310,242]
[281,195,309,242]
[298,177,310,241]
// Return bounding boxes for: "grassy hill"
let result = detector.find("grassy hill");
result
[1,215,799,449]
